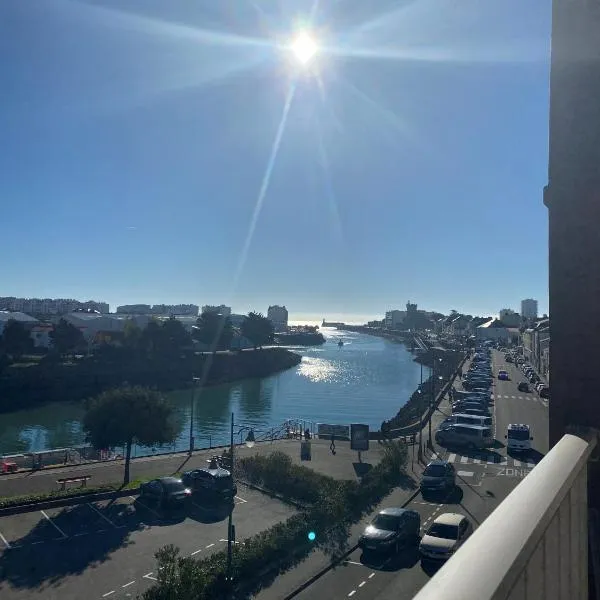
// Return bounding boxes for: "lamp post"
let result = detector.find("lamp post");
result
[226,412,255,590]
[189,377,200,455]
[428,354,443,449]
[417,359,424,462]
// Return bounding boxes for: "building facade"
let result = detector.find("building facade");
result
[267,305,288,331]
[499,308,521,327]
[0,297,109,315]
[201,305,231,317]
[385,310,406,329]
[521,299,538,320]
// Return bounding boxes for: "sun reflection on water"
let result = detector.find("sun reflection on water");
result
[298,356,338,383]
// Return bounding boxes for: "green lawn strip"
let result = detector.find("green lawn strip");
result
[0,474,182,510]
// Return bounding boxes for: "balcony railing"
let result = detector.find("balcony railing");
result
[414,429,598,600]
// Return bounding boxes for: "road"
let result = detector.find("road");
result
[291,349,549,600]
[0,485,295,600]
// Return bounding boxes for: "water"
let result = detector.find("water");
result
[0,328,428,456]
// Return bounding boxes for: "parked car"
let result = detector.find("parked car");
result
[539,387,550,399]
[358,508,421,554]
[139,477,192,509]
[435,424,493,449]
[517,382,530,393]
[419,513,473,561]
[420,460,456,495]
[182,460,238,504]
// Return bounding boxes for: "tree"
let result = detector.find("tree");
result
[49,318,85,356]
[161,317,192,353]
[241,312,274,349]
[0,319,32,359]
[123,320,142,350]
[192,311,233,352]
[83,386,178,484]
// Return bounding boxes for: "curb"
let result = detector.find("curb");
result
[281,486,422,600]
[0,486,141,517]
[235,479,307,511]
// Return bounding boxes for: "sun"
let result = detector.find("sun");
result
[290,32,318,65]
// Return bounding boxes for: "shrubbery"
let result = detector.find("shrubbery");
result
[142,441,409,600]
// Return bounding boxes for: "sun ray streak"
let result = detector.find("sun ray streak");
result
[230,81,297,295]
[65,0,273,50]
[315,124,344,246]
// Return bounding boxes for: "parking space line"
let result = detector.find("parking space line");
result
[130,495,161,520]
[344,560,363,566]
[348,591,356,597]
[122,581,135,588]
[460,456,469,464]
[0,531,11,550]
[368,573,375,579]
[206,543,215,549]
[87,503,117,528]
[143,572,157,581]
[41,510,67,538]
[191,549,202,556]
[102,592,115,598]
[359,581,366,587]
[235,495,248,503]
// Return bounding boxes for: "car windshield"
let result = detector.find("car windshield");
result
[424,465,447,477]
[215,475,234,490]
[372,514,399,531]
[427,523,459,540]
[508,429,530,440]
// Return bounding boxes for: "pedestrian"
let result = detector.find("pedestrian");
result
[330,433,336,455]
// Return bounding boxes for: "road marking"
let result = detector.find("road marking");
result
[191,549,202,556]
[0,531,11,550]
[344,560,363,566]
[143,572,158,581]
[368,572,375,579]
[348,591,356,597]
[122,581,135,588]
[102,592,115,598]
[457,470,475,477]
[235,495,248,503]
[87,503,117,528]
[74,532,88,537]
[130,496,161,519]
[206,543,215,549]
[473,458,481,464]
[359,581,366,587]
[513,459,522,467]
[447,453,456,463]
[460,456,469,464]
[41,510,67,538]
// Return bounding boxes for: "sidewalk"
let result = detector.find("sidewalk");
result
[0,438,384,499]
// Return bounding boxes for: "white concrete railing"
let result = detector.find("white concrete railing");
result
[414,429,598,600]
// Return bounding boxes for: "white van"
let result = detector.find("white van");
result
[441,413,492,429]
[505,424,532,453]
[435,424,494,449]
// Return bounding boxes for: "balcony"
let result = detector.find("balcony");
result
[414,429,598,600]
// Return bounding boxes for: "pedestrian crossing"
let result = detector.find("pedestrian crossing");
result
[445,452,539,468]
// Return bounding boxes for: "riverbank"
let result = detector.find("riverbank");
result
[0,348,302,414]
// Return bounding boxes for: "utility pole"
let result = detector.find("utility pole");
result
[429,351,434,449]
[188,378,198,455]
[226,411,234,587]
[417,361,423,462]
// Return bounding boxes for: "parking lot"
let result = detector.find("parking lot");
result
[0,485,296,600]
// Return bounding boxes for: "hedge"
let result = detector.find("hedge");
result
[142,441,409,600]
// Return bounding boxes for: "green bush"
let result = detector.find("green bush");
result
[143,441,409,600]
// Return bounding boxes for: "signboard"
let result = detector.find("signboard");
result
[300,441,312,461]
[317,424,350,440]
[350,424,370,451]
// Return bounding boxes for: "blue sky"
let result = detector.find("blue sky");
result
[1,0,551,323]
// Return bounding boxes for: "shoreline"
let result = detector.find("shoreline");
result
[0,348,302,415]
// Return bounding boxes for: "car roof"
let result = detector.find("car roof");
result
[508,423,531,431]
[158,477,182,485]
[453,413,490,419]
[433,512,465,526]
[379,507,415,517]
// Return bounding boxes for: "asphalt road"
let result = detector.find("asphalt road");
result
[0,485,296,600]
[292,349,549,600]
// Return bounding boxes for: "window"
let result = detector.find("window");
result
[427,523,459,540]
[424,465,447,477]
[508,429,530,441]
[372,514,400,531]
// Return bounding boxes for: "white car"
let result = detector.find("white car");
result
[505,423,533,453]
[419,513,473,561]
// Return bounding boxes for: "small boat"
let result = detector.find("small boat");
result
[338,340,344,347]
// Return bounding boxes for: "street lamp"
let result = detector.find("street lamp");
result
[428,355,443,449]
[189,376,200,455]
[226,412,256,589]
